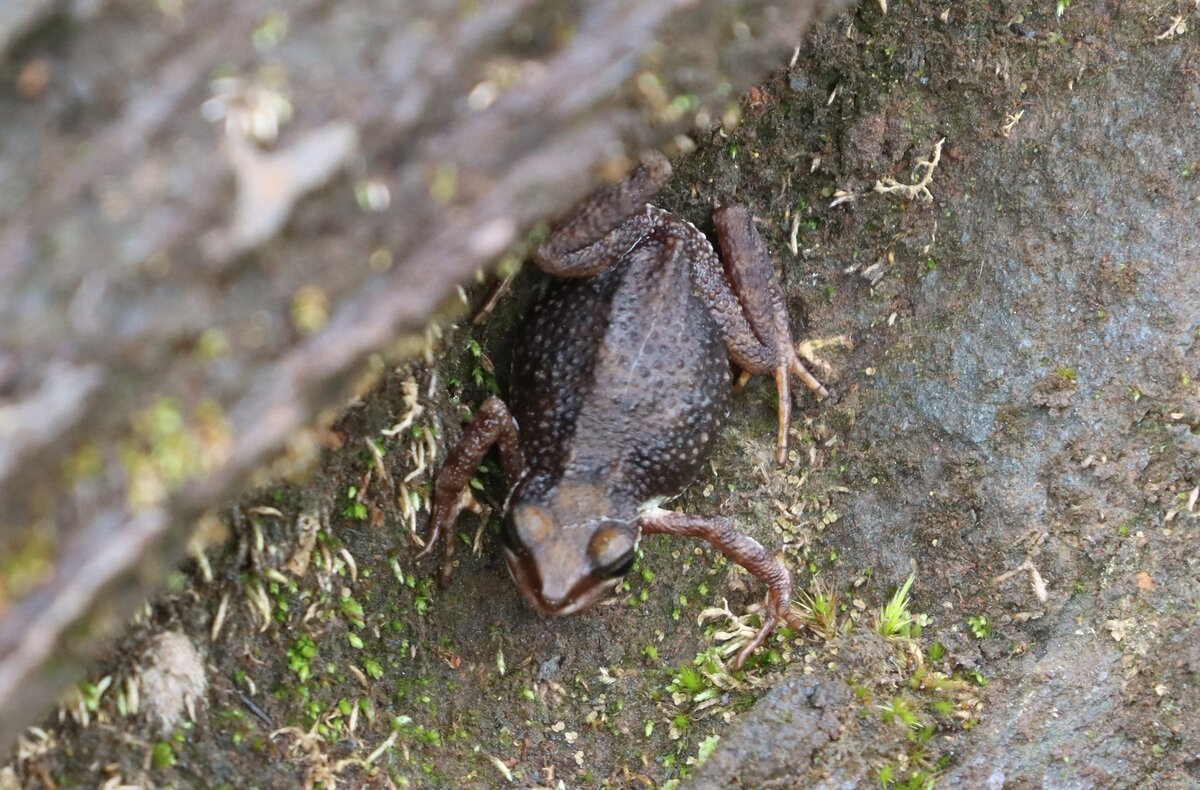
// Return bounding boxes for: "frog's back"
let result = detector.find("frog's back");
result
[511,229,732,505]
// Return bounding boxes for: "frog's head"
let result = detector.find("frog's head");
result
[501,501,639,616]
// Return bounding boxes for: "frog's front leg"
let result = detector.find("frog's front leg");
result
[533,152,672,277]
[424,396,524,582]
[695,205,836,465]
[639,509,804,669]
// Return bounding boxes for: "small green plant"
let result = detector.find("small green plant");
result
[930,699,955,716]
[879,697,922,730]
[340,595,365,627]
[412,576,435,616]
[364,658,384,680]
[671,664,706,695]
[287,634,318,682]
[342,486,368,520]
[795,578,842,640]
[876,573,917,638]
[1056,0,1070,17]
[466,339,501,396]
[967,615,991,639]
[696,734,721,766]
[77,678,109,713]
[151,741,176,769]
[390,716,443,747]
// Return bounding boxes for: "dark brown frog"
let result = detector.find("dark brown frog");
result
[424,152,827,667]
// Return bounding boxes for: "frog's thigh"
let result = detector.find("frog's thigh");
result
[687,207,782,376]
[533,153,672,278]
[712,204,787,358]
[707,206,834,401]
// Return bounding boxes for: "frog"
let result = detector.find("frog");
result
[422,152,829,668]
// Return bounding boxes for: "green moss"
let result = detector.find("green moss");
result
[876,573,918,638]
[287,634,318,682]
[967,615,991,639]
[151,741,176,769]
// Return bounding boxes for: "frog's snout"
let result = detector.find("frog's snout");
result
[502,545,622,616]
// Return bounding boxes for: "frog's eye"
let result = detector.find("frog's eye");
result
[589,526,636,579]
[508,503,554,553]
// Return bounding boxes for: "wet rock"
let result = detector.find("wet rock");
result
[687,673,865,789]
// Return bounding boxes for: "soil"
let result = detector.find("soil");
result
[3,2,1198,788]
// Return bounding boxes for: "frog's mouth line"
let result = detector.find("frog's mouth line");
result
[502,547,622,617]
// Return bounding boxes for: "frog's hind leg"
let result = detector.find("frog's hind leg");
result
[533,152,672,277]
[697,204,834,464]
[424,396,524,583]
[638,508,805,669]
